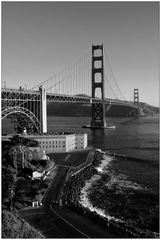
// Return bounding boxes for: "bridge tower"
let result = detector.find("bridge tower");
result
[134,88,140,117]
[90,44,107,128]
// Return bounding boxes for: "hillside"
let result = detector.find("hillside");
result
[47,102,159,117]
[140,102,159,115]
[2,210,44,238]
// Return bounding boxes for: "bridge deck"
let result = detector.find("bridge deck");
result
[1,88,137,108]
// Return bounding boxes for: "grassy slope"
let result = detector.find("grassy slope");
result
[2,210,44,238]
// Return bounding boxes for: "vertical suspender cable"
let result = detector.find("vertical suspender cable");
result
[104,48,126,101]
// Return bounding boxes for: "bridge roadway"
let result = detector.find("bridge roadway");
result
[2,87,137,108]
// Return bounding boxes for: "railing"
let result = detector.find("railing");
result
[1,88,39,93]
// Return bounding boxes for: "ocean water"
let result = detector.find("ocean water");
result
[2,115,159,236]
[79,154,159,237]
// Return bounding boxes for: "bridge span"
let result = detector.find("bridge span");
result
[2,87,138,105]
[1,86,139,133]
[1,44,140,133]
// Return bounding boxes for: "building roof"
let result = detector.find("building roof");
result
[26,133,75,139]
[2,132,87,141]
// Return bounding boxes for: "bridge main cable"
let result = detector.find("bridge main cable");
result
[104,48,126,101]
[29,46,92,96]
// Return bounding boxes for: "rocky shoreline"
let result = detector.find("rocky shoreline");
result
[64,150,159,238]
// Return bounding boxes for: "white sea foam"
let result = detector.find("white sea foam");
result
[79,152,146,224]
[79,153,123,223]
[96,154,145,192]
[95,154,113,173]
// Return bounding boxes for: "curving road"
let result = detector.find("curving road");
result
[19,204,120,238]
[47,204,120,238]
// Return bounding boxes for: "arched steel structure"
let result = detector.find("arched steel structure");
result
[2,106,41,133]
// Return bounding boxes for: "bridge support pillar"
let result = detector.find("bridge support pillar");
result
[91,103,106,127]
[40,86,47,133]
[90,44,107,128]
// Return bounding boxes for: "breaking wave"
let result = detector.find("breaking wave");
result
[79,154,123,223]
[79,152,158,237]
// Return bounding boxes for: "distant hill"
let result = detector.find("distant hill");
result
[140,102,159,116]
[47,101,159,117]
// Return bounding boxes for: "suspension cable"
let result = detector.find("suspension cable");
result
[30,46,91,91]
[104,48,126,101]
[129,91,134,102]
[104,73,118,99]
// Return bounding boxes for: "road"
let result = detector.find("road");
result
[48,204,120,238]
[19,204,120,238]
[42,165,70,204]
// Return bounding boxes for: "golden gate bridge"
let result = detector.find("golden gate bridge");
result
[2,44,140,133]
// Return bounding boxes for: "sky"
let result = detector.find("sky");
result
[2,2,159,106]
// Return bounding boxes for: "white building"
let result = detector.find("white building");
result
[32,170,45,180]
[75,133,88,149]
[26,133,87,154]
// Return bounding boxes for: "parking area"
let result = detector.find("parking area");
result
[48,149,90,168]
